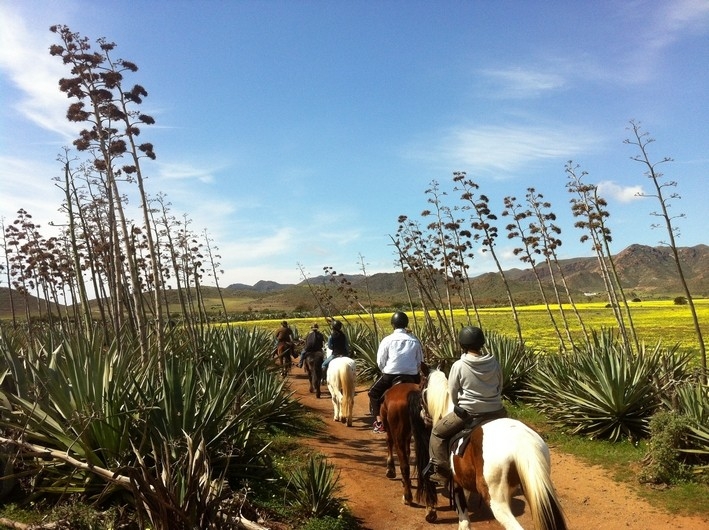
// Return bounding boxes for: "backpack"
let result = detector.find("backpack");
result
[305,330,324,352]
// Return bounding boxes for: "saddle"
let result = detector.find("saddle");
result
[391,373,420,386]
[448,408,508,456]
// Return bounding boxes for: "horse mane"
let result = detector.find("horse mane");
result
[426,369,452,427]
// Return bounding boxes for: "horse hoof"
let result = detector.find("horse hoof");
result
[346,421,352,427]
[386,469,396,479]
[425,511,437,523]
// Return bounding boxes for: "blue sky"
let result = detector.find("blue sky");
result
[1,1,707,287]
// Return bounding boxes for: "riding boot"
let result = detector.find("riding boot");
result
[427,464,450,487]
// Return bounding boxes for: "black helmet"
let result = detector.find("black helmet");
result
[459,326,485,350]
[390,311,409,329]
[332,320,342,331]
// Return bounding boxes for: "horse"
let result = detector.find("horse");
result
[303,349,324,398]
[325,355,356,426]
[379,382,437,508]
[274,340,295,377]
[414,368,568,530]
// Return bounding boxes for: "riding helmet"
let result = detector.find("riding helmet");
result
[390,311,409,329]
[459,326,485,351]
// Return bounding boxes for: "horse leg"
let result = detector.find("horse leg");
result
[486,479,523,530]
[327,377,338,420]
[345,391,353,426]
[385,431,396,480]
[454,486,471,530]
[396,436,413,505]
[314,370,321,399]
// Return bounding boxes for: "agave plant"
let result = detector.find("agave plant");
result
[528,328,663,442]
[129,433,241,530]
[0,324,308,523]
[285,454,343,518]
[0,328,146,497]
[485,331,537,403]
[671,381,709,468]
[347,322,380,383]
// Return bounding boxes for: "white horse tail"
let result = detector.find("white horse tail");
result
[512,424,567,530]
[339,357,356,424]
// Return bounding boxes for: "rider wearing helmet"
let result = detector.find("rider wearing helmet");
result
[321,319,350,375]
[426,326,506,492]
[368,311,424,433]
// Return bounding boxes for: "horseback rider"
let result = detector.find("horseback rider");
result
[321,320,349,372]
[274,320,295,360]
[299,323,325,368]
[426,326,507,489]
[368,311,424,434]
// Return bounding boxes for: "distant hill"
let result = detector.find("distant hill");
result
[225,244,709,309]
[1,244,707,319]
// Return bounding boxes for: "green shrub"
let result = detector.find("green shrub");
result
[299,513,359,530]
[640,411,692,484]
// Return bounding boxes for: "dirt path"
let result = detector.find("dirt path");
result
[286,369,708,530]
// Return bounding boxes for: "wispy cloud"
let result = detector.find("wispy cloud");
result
[220,228,298,262]
[479,67,567,99]
[155,161,218,184]
[0,156,66,226]
[647,0,709,51]
[429,125,604,174]
[0,5,79,139]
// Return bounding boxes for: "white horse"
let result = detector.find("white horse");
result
[325,355,356,427]
[416,369,568,530]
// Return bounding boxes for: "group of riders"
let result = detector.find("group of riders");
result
[274,311,506,493]
[274,318,349,378]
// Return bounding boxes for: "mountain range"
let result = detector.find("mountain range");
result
[225,244,709,311]
[1,244,706,318]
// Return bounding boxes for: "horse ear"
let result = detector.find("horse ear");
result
[419,362,430,377]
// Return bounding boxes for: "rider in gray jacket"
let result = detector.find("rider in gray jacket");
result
[426,326,506,490]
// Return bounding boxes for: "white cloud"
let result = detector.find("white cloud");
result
[597,180,646,203]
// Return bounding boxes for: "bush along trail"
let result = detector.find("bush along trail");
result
[286,369,709,530]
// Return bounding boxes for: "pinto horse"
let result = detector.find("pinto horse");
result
[380,382,437,508]
[414,369,568,530]
[325,356,356,426]
[303,349,324,398]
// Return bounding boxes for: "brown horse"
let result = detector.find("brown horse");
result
[380,382,437,508]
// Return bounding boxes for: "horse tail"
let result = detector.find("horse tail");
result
[408,389,437,506]
[514,430,568,530]
[340,359,355,420]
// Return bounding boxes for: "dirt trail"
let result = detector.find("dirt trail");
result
[285,369,708,530]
